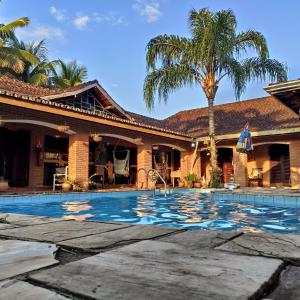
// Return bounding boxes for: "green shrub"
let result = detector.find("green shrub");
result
[184,173,198,188]
[209,168,223,188]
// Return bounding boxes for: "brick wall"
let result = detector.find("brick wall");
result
[180,150,201,183]
[247,145,270,187]
[290,140,300,188]
[29,129,45,187]
[233,148,248,187]
[137,144,152,189]
[68,133,89,184]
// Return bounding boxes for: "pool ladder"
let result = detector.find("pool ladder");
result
[137,168,168,197]
[147,169,168,197]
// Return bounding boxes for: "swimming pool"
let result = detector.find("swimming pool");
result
[0,190,300,233]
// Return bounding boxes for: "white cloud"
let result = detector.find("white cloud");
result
[17,25,65,41]
[93,12,125,25]
[73,15,90,29]
[133,0,162,23]
[49,6,66,21]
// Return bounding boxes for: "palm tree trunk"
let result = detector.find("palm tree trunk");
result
[208,96,217,170]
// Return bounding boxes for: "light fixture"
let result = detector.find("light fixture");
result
[57,124,70,133]
[92,134,102,143]
[191,142,196,148]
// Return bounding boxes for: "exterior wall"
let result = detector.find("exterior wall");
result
[180,150,201,183]
[247,145,271,187]
[290,140,300,188]
[233,148,248,187]
[29,129,45,187]
[137,144,152,189]
[68,133,89,184]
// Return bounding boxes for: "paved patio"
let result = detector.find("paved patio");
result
[0,213,299,299]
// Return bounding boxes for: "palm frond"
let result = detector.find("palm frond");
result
[236,30,269,59]
[144,63,198,110]
[0,17,29,38]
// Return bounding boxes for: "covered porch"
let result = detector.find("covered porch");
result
[0,102,194,192]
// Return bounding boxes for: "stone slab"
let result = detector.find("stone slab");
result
[30,240,283,300]
[0,213,60,226]
[268,266,300,300]
[0,223,19,230]
[216,233,300,262]
[159,230,241,249]
[0,220,131,243]
[0,280,68,300]
[58,224,180,250]
[0,240,57,280]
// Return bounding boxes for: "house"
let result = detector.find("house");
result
[0,75,299,189]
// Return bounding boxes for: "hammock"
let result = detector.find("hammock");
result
[236,123,253,153]
[113,150,130,177]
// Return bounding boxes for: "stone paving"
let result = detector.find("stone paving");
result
[0,213,299,299]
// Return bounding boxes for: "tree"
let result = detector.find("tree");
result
[51,60,87,88]
[0,17,38,73]
[6,37,56,86]
[144,8,287,185]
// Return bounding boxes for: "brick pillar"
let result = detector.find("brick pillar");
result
[290,140,300,188]
[233,148,248,187]
[180,151,201,181]
[68,133,89,184]
[29,130,44,187]
[137,144,152,189]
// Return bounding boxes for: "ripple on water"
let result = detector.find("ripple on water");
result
[262,224,296,232]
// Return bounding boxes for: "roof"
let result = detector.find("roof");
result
[0,76,190,139]
[164,96,300,137]
[1,76,300,140]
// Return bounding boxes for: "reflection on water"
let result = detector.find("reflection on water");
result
[59,193,300,232]
[1,191,300,233]
[62,200,94,221]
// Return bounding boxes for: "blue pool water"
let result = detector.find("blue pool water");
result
[0,190,300,233]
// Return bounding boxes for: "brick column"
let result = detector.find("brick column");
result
[29,129,44,187]
[68,133,89,184]
[180,151,201,181]
[290,140,300,188]
[137,144,152,189]
[233,148,248,187]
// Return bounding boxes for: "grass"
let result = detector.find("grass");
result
[0,217,8,224]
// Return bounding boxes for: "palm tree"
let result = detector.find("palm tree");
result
[0,17,38,73]
[51,60,88,88]
[144,8,287,185]
[7,37,56,86]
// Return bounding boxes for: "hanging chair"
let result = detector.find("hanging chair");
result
[236,123,254,153]
[113,149,130,183]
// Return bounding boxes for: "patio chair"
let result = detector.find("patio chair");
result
[53,166,68,191]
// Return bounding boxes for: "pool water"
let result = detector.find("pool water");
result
[0,190,300,233]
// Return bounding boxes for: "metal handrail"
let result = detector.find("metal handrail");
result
[147,168,167,197]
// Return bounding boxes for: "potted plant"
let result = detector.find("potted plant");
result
[62,178,73,192]
[178,179,185,188]
[0,176,9,192]
[184,173,198,188]
[193,178,201,188]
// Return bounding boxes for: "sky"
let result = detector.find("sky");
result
[1,0,299,119]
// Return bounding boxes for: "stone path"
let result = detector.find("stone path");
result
[0,240,57,280]
[0,280,68,300]
[30,240,283,300]
[216,232,300,263]
[58,224,180,251]
[0,213,300,299]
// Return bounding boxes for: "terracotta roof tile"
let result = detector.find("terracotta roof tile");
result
[164,96,300,137]
[0,75,99,98]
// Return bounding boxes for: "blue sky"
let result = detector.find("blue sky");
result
[1,0,299,119]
